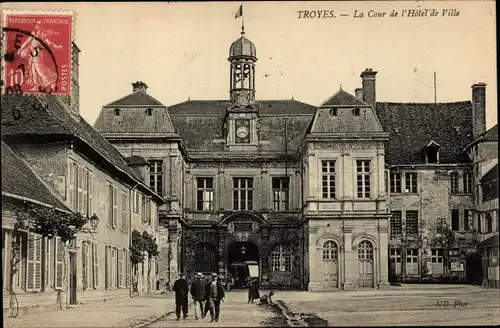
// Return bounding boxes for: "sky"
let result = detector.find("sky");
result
[2,1,497,128]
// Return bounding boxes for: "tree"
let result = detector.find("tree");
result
[428,217,456,278]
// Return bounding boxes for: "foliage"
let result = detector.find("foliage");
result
[130,230,159,264]
[7,202,88,243]
[430,217,456,248]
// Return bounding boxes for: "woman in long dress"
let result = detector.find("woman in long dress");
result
[17,20,62,92]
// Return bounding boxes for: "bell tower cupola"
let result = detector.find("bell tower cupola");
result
[229,23,257,105]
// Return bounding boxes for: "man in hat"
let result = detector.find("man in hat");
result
[203,273,225,322]
[190,272,206,320]
[172,273,189,321]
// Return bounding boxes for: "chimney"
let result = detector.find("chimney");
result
[355,88,363,100]
[132,81,148,93]
[471,83,486,138]
[360,69,377,109]
[71,42,81,115]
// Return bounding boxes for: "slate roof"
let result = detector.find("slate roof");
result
[1,95,163,202]
[319,89,368,107]
[464,124,498,151]
[167,100,317,153]
[376,101,474,165]
[1,141,69,210]
[310,89,384,134]
[104,90,164,107]
[94,106,177,136]
[480,163,498,183]
[125,156,149,166]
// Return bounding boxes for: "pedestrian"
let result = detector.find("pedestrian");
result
[172,273,189,321]
[190,272,206,320]
[203,273,225,322]
[259,291,274,305]
[252,277,260,300]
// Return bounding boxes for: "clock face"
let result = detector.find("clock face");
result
[236,126,249,138]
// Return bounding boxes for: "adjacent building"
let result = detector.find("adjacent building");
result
[1,43,164,314]
[94,27,497,290]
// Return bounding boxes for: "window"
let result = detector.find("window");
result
[429,249,444,276]
[405,211,418,235]
[389,249,402,275]
[146,108,153,116]
[121,191,128,232]
[196,178,214,211]
[233,178,253,211]
[486,213,493,233]
[427,148,438,164]
[451,209,459,231]
[463,172,473,194]
[118,248,124,288]
[148,160,163,197]
[26,232,42,292]
[390,173,402,194]
[464,209,473,231]
[321,160,336,199]
[450,172,459,193]
[356,160,371,198]
[114,108,120,116]
[272,177,290,211]
[81,241,97,290]
[353,108,361,116]
[358,241,373,261]
[107,183,118,228]
[406,249,418,275]
[142,197,151,224]
[106,246,117,289]
[270,245,292,272]
[477,214,482,233]
[390,211,402,235]
[330,108,337,116]
[194,243,217,273]
[322,241,338,261]
[405,172,418,193]
[133,191,140,214]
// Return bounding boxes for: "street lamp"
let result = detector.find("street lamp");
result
[241,245,246,255]
[89,213,99,232]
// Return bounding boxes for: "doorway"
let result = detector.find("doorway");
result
[227,242,259,289]
[466,252,483,285]
[69,252,77,305]
[357,241,374,288]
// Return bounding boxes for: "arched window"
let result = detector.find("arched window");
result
[322,241,338,261]
[194,243,217,274]
[270,245,292,272]
[358,241,373,261]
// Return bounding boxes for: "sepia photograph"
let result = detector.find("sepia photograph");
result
[1,1,498,327]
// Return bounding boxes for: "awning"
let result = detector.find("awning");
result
[477,233,499,248]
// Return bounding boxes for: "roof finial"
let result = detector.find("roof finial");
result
[340,84,342,90]
[241,20,245,35]
[292,94,294,100]
[188,94,191,101]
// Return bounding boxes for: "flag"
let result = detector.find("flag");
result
[235,4,243,19]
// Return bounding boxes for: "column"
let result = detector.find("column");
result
[167,219,180,289]
[218,228,226,277]
[261,227,270,288]
[342,227,355,290]
[307,226,321,291]
[343,152,352,199]
[261,166,269,210]
[377,149,385,197]
[378,226,391,288]
[218,167,225,210]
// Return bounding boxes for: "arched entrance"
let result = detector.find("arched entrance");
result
[357,240,374,288]
[321,240,339,290]
[227,241,259,289]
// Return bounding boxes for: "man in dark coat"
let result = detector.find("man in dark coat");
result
[190,272,206,320]
[203,273,225,322]
[172,273,189,321]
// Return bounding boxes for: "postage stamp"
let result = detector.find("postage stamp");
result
[1,10,73,95]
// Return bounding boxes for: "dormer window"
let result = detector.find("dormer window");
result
[114,108,121,116]
[146,108,153,116]
[353,108,361,116]
[425,140,440,164]
[393,127,400,133]
[330,108,338,116]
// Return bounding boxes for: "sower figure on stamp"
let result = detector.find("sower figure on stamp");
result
[173,273,189,321]
[203,273,225,322]
[190,272,206,320]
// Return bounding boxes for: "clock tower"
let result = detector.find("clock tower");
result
[226,24,259,151]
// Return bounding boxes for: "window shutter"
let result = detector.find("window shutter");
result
[121,192,128,232]
[26,233,35,291]
[45,237,52,288]
[55,237,64,289]
[113,187,118,228]
[88,171,94,216]
[126,249,130,287]
[105,246,109,289]
[83,170,89,217]
[82,241,87,290]
[34,236,42,291]
[148,201,152,225]
[118,249,123,287]
[68,162,75,209]
[93,242,99,288]
[77,165,83,213]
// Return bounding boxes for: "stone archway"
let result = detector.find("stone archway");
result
[227,241,259,288]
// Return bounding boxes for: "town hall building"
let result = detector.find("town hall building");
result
[94,26,497,290]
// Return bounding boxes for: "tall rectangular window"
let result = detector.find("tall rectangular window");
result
[451,209,459,231]
[390,211,402,235]
[405,172,418,193]
[196,178,214,211]
[121,191,128,232]
[356,160,371,198]
[233,178,253,211]
[463,172,473,194]
[389,249,402,275]
[464,209,473,231]
[321,160,336,199]
[406,249,419,275]
[148,160,163,196]
[450,172,459,194]
[429,249,444,276]
[107,183,118,228]
[272,177,290,211]
[390,172,402,193]
[405,211,419,235]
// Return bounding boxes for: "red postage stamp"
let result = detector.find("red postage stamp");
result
[2,11,73,95]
